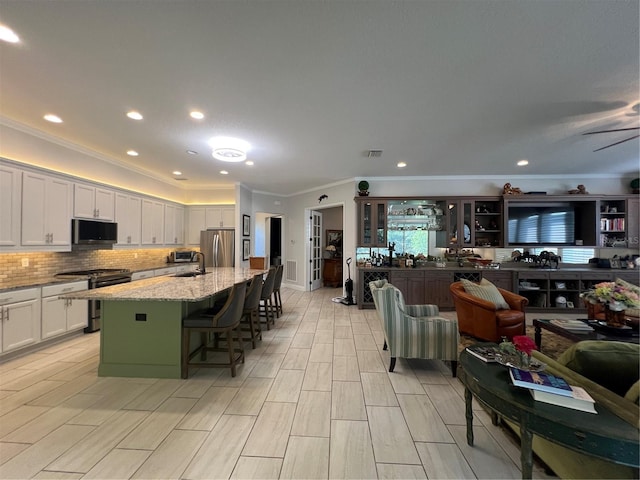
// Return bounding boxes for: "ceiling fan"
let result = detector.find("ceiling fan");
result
[582,126,640,152]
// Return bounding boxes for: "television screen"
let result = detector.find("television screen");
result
[508,204,575,245]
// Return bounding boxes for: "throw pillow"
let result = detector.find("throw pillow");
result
[460,278,509,309]
[557,340,640,397]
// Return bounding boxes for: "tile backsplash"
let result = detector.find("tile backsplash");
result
[0,247,197,284]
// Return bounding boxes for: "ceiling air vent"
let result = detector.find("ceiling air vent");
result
[174,177,188,181]
[367,150,383,158]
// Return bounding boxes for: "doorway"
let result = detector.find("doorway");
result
[307,203,344,291]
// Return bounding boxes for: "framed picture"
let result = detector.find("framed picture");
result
[326,229,342,247]
[555,282,566,289]
[242,238,250,261]
[242,215,250,237]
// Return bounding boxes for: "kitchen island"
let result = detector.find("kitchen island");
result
[61,267,267,378]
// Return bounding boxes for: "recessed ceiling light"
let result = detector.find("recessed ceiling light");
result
[127,150,139,156]
[0,25,20,43]
[209,136,251,162]
[186,150,198,155]
[220,170,229,175]
[245,160,254,166]
[397,162,407,168]
[172,170,182,175]
[190,111,204,120]
[44,114,63,123]
[126,111,143,120]
[517,159,529,166]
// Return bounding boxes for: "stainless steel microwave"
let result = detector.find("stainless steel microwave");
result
[170,251,196,263]
[72,219,118,245]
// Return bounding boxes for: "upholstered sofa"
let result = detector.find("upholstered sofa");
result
[503,341,640,479]
[369,279,459,375]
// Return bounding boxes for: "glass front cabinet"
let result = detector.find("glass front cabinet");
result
[359,200,387,247]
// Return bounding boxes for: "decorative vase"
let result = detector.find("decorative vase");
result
[604,304,626,327]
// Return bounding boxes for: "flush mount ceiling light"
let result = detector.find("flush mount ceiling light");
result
[190,111,204,120]
[172,170,182,175]
[220,170,229,175]
[517,159,529,166]
[245,160,254,166]
[126,150,139,156]
[209,136,251,162]
[0,25,20,43]
[126,111,143,120]
[397,161,407,168]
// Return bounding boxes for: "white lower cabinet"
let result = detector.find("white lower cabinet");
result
[41,281,88,339]
[0,288,41,353]
[154,266,177,276]
[131,270,154,281]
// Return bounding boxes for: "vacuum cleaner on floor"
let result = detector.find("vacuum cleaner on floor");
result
[339,257,356,306]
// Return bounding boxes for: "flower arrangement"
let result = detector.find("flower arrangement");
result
[325,245,337,257]
[580,281,640,312]
[498,335,538,369]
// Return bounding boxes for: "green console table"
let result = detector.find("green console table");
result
[459,347,639,479]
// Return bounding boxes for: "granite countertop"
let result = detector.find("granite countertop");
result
[59,267,267,302]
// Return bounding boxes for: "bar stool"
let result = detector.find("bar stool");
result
[272,264,284,318]
[259,267,277,330]
[181,281,246,378]
[241,274,263,349]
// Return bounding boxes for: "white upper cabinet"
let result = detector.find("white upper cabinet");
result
[164,204,185,245]
[74,183,115,221]
[207,206,235,228]
[0,164,21,248]
[115,192,142,246]
[141,199,164,245]
[186,205,235,245]
[21,172,72,249]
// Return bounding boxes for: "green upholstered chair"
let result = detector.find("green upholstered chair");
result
[369,279,460,376]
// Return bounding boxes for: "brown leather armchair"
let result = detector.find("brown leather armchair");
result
[449,281,528,342]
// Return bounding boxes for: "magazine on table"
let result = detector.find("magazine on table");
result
[549,318,594,332]
[531,385,597,414]
[509,367,573,397]
[465,344,500,362]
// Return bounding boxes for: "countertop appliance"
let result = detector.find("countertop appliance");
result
[200,229,235,268]
[169,250,196,263]
[72,219,118,245]
[54,268,132,332]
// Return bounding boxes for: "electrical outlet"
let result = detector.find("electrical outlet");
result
[21,258,29,267]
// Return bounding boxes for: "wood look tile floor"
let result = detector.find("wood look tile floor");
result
[0,288,556,480]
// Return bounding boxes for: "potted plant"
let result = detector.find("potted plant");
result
[357,180,369,196]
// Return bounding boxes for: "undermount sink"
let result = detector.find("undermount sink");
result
[172,271,206,278]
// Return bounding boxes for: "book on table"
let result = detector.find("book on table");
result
[549,318,594,332]
[465,345,500,362]
[531,386,597,414]
[509,367,573,397]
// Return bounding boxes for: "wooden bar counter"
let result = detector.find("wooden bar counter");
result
[61,267,266,378]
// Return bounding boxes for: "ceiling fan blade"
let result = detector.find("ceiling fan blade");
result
[583,127,640,135]
[593,134,640,152]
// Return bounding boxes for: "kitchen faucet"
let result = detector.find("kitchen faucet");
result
[194,252,206,274]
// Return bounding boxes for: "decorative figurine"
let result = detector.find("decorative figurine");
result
[568,184,588,194]
[502,182,523,195]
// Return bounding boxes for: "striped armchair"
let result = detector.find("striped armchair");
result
[369,279,460,376]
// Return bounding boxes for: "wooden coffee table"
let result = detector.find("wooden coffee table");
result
[533,318,639,351]
[459,346,639,479]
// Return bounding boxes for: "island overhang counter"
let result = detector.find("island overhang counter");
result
[60,267,267,378]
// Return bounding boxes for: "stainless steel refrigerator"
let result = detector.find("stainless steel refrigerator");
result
[200,229,235,268]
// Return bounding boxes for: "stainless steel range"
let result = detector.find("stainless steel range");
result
[54,268,132,332]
